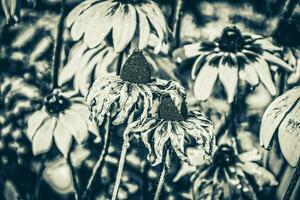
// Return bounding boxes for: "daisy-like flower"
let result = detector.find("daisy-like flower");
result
[66,0,169,52]
[1,0,20,24]
[124,95,214,166]
[191,144,278,200]
[174,26,294,103]
[87,50,184,126]
[260,86,300,167]
[27,89,99,157]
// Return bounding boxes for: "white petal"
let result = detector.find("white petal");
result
[27,109,49,141]
[194,60,219,101]
[252,57,276,95]
[136,7,150,49]
[32,117,56,156]
[219,58,238,103]
[263,51,294,72]
[112,4,137,52]
[243,64,259,86]
[260,86,300,149]
[153,123,169,166]
[278,99,300,167]
[54,120,72,157]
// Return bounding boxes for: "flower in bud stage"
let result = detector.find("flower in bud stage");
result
[260,86,300,167]
[192,145,277,200]
[87,50,185,127]
[27,89,99,157]
[174,26,294,103]
[66,0,170,52]
[124,95,214,166]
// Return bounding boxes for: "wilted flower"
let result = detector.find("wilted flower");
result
[174,26,293,103]
[260,86,300,167]
[27,89,99,157]
[191,144,277,200]
[124,95,214,166]
[1,0,20,24]
[87,50,184,126]
[66,0,169,52]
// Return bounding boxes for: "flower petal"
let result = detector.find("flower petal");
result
[243,64,259,86]
[219,57,238,103]
[153,122,169,166]
[260,87,300,149]
[278,99,300,167]
[32,117,56,156]
[53,120,72,157]
[136,7,150,49]
[263,51,294,72]
[27,108,50,141]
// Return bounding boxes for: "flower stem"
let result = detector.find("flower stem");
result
[33,156,46,200]
[82,118,111,199]
[154,158,168,200]
[283,158,300,200]
[142,161,150,200]
[281,0,299,21]
[116,52,124,76]
[52,0,65,90]
[170,0,184,51]
[111,141,129,200]
[66,153,81,200]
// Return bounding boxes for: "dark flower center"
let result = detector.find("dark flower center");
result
[120,50,152,84]
[213,144,237,167]
[158,96,188,121]
[218,26,245,52]
[273,20,300,47]
[117,0,145,4]
[44,89,70,115]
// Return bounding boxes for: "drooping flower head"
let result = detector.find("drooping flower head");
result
[66,0,169,52]
[191,144,277,200]
[260,86,300,167]
[174,26,294,103]
[124,95,214,166]
[1,0,20,24]
[27,89,99,157]
[87,50,184,126]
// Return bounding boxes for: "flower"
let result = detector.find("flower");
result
[124,95,214,166]
[66,0,169,52]
[27,89,99,157]
[59,36,178,96]
[87,50,184,126]
[174,26,294,103]
[1,0,20,24]
[260,86,300,167]
[191,144,277,200]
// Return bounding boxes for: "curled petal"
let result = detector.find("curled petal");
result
[53,121,72,157]
[152,122,169,166]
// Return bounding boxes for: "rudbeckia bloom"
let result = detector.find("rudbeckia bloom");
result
[1,0,20,24]
[124,95,214,166]
[66,0,169,52]
[191,144,277,200]
[260,86,300,167]
[87,50,184,126]
[27,89,99,157]
[174,26,293,103]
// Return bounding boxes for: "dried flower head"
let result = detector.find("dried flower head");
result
[87,50,184,126]
[66,0,169,52]
[260,86,300,167]
[27,89,99,157]
[124,95,214,166]
[174,26,294,103]
[192,145,277,200]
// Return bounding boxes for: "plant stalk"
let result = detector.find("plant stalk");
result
[153,157,168,200]
[116,52,124,76]
[33,156,47,200]
[111,141,129,200]
[170,0,184,51]
[67,153,81,200]
[283,158,300,200]
[52,0,65,89]
[82,118,111,199]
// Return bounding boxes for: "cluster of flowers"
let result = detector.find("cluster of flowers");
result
[2,0,298,199]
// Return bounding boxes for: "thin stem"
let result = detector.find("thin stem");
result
[142,161,150,200]
[281,0,299,21]
[66,153,81,200]
[52,0,65,89]
[279,69,287,95]
[283,159,300,200]
[170,0,184,51]
[111,141,129,200]
[116,52,124,76]
[82,118,111,200]
[153,159,168,200]
[33,156,47,200]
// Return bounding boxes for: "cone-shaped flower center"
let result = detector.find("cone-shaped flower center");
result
[213,144,237,167]
[218,26,245,52]
[120,50,152,84]
[274,20,300,47]
[44,89,70,115]
[158,96,188,121]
